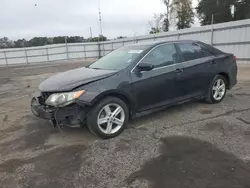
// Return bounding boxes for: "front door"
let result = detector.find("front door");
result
[130,43,181,112]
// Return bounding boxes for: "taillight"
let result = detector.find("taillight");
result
[233,55,237,62]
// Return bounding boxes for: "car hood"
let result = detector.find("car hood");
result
[39,67,117,92]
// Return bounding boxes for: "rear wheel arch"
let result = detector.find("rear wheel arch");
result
[218,72,230,89]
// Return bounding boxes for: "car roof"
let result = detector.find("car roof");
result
[129,40,198,48]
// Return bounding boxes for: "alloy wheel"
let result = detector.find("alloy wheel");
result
[97,103,125,134]
[212,78,226,101]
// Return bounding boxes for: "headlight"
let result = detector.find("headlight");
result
[45,90,85,107]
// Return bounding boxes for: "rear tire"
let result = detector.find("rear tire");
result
[206,75,227,104]
[87,97,129,139]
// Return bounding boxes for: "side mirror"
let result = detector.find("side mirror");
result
[137,63,154,72]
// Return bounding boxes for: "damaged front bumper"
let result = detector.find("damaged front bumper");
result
[31,97,54,120]
[31,96,87,127]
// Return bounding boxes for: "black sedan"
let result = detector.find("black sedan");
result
[31,40,237,139]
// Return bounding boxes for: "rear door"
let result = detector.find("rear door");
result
[175,42,215,99]
[131,43,181,112]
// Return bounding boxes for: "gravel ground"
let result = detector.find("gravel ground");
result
[0,61,250,188]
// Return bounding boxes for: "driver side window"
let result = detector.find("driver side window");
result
[141,44,177,69]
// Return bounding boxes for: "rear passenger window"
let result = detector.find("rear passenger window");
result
[197,41,223,56]
[177,43,204,61]
[202,48,214,57]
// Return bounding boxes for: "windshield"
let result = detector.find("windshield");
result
[89,46,148,70]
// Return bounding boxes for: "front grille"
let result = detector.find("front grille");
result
[40,92,54,105]
[41,92,53,100]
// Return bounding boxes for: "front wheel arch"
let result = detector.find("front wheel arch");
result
[90,91,134,119]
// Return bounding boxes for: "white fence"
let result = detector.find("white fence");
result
[1,19,250,66]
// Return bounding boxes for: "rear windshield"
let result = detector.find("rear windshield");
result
[89,45,149,70]
[197,42,224,56]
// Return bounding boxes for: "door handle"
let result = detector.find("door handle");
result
[210,60,216,65]
[175,68,183,73]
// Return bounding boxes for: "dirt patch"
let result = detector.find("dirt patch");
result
[199,109,213,115]
[137,127,148,131]
[2,114,8,122]
[244,129,250,140]
[200,121,227,133]
[24,117,56,148]
[235,93,250,97]
[126,136,250,188]
[0,77,10,85]
[244,130,250,136]
[0,145,85,188]
[235,87,242,91]
[0,125,22,134]
[0,116,55,155]
[115,138,131,152]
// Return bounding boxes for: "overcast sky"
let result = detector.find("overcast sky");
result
[0,0,198,40]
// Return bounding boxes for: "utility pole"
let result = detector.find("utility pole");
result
[65,36,69,60]
[231,5,235,19]
[65,36,68,45]
[98,0,103,36]
[97,0,102,59]
[211,14,214,46]
[90,27,93,38]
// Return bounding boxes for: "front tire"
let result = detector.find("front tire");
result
[87,97,129,139]
[206,75,227,104]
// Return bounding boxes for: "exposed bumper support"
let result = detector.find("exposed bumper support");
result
[31,97,87,127]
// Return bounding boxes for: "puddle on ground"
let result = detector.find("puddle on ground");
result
[127,136,250,188]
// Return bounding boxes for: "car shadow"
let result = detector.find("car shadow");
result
[126,136,250,188]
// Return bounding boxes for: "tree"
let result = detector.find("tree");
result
[149,13,164,34]
[87,35,107,42]
[0,37,14,48]
[234,0,250,21]
[53,36,65,44]
[14,39,27,48]
[196,0,235,25]
[0,35,106,49]
[0,36,85,48]
[149,27,161,34]
[162,17,170,32]
[162,0,171,31]
[28,37,49,46]
[98,35,107,42]
[170,0,194,29]
[0,37,8,48]
[148,1,171,34]
[67,36,84,43]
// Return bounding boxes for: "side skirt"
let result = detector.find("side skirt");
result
[132,95,205,119]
